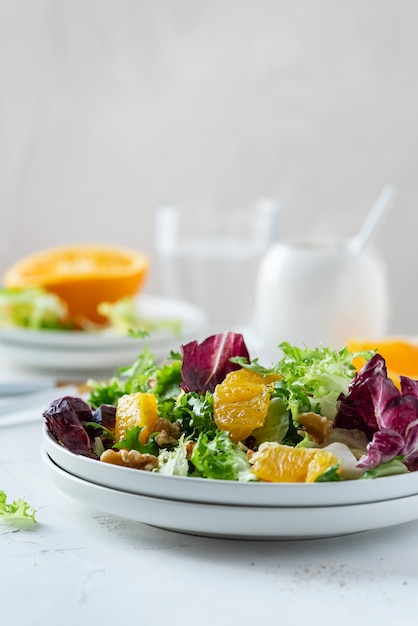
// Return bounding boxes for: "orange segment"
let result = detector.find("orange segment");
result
[347,336,418,384]
[115,392,159,445]
[213,368,279,443]
[3,244,149,324]
[249,442,340,482]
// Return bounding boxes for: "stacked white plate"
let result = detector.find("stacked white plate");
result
[0,295,207,379]
[42,427,418,540]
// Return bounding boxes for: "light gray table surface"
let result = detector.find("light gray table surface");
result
[0,342,418,626]
[1,384,418,626]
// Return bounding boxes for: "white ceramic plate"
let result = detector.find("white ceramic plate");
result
[42,449,418,540]
[0,295,207,374]
[0,294,206,349]
[43,426,418,507]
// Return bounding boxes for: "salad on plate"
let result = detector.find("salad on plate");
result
[0,287,182,336]
[42,332,418,483]
[0,245,182,336]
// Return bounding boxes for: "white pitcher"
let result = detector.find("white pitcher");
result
[254,239,389,362]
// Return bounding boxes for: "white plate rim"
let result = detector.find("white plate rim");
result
[42,426,418,507]
[42,449,418,540]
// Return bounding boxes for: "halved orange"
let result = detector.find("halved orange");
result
[249,441,339,482]
[347,336,418,384]
[3,244,149,325]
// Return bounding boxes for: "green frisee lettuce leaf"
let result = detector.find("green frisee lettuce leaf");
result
[190,430,257,482]
[0,287,70,330]
[0,490,37,523]
[157,435,190,476]
[98,297,182,335]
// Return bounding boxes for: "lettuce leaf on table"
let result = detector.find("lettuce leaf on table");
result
[0,491,37,523]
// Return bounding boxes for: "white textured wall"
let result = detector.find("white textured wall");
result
[1,1,417,333]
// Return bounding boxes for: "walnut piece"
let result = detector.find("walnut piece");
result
[153,418,182,446]
[100,448,158,471]
[297,411,333,446]
[184,440,195,459]
[246,449,255,461]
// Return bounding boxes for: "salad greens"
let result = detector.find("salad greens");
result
[233,342,372,422]
[0,287,182,335]
[0,490,37,523]
[113,426,159,456]
[43,332,418,483]
[0,287,69,330]
[191,431,256,482]
[158,435,189,476]
[97,297,182,335]
[87,346,162,407]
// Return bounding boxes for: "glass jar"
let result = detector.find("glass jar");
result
[254,239,389,362]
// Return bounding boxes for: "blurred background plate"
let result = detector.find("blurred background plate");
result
[0,294,207,348]
[0,294,207,379]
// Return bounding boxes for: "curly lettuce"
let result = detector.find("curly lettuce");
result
[0,490,37,523]
[87,348,184,435]
[274,342,369,421]
[98,297,182,335]
[234,342,373,424]
[0,287,70,330]
[157,436,190,476]
[190,430,256,481]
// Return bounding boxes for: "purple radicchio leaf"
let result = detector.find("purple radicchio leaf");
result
[333,355,418,470]
[83,404,117,449]
[403,421,418,469]
[397,377,418,469]
[91,404,116,431]
[379,394,418,433]
[180,332,250,394]
[404,447,418,472]
[43,395,96,458]
[358,403,418,471]
[348,372,418,471]
[357,430,405,468]
[334,354,399,437]
[400,376,418,398]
